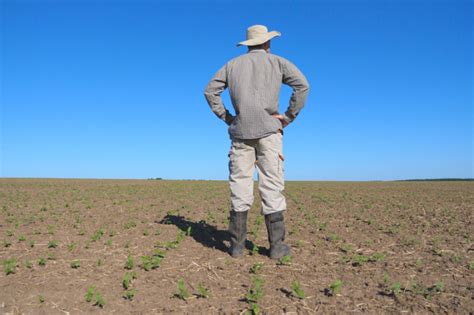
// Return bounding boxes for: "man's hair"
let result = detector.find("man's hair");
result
[248,43,266,50]
[248,40,270,51]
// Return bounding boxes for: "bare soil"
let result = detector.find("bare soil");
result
[0,179,472,314]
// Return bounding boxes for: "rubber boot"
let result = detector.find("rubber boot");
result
[228,210,248,257]
[265,211,291,259]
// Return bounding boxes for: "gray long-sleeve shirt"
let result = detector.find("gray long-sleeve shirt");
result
[204,49,310,140]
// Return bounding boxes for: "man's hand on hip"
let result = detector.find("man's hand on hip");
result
[272,114,289,128]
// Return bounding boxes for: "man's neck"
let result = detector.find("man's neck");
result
[248,48,268,53]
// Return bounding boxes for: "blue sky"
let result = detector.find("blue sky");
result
[1,0,472,180]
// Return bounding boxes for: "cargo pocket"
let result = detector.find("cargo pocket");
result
[278,153,284,174]
[228,141,241,172]
[228,143,235,173]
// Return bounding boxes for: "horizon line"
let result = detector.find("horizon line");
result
[0,177,473,182]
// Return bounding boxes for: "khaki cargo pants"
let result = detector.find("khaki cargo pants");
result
[228,132,286,215]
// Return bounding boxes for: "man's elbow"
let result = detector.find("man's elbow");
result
[204,90,213,103]
[295,83,310,97]
[302,80,310,93]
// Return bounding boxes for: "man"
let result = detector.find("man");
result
[204,25,310,259]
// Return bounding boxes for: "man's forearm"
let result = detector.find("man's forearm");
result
[204,65,234,125]
[282,84,310,124]
[281,58,310,124]
[204,91,235,125]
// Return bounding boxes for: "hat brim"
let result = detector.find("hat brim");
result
[236,31,281,47]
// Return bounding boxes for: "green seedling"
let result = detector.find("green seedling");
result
[196,283,210,298]
[29,240,35,248]
[186,226,192,236]
[6,229,13,236]
[105,239,112,246]
[468,261,474,270]
[47,240,58,248]
[18,235,26,241]
[250,262,264,274]
[291,280,306,299]
[277,255,292,266]
[38,257,46,266]
[162,230,187,250]
[90,228,104,242]
[389,282,402,296]
[387,224,400,235]
[289,226,299,236]
[176,230,186,242]
[141,254,163,271]
[67,243,76,251]
[3,239,12,248]
[25,259,33,269]
[125,255,134,270]
[246,276,264,303]
[318,222,327,231]
[370,252,385,262]
[207,212,216,223]
[39,295,45,303]
[175,279,190,300]
[164,240,179,249]
[123,272,137,289]
[415,259,423,268]
[123,221,137,229]
[3,258,17,275]
[71,260,81,269]
[47,253,56,260]
[326,233,340,242]
[251,244,259,255]
[94,292,105,308]
[47,225,55,235]
[85,285,95,302]
[75,214,82,224]
[339,243,352,253]
[327,279,343,296]
[382,272,402,296]
[411,281,427,297]
[411,281,444,300]
[143,229,149,236]
[154,248,166,257]
[432,281,444,293]
[97,259,103,266]
[352,254,369,266]
[123,289,136,300]
[363,240,374,247]
[295,240,304,248]
[340,255,351,263]
[248,303,261,315]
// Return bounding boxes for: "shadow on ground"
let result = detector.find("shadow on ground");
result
[158,214,269,256]
[158,214,230,252]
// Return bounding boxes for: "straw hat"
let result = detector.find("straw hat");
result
[237,25,281,47]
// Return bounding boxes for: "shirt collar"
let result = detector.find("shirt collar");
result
[248,49,267,54]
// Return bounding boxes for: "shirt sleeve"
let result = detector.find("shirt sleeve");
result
[204,64,235,125]
[280,58,310,124]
